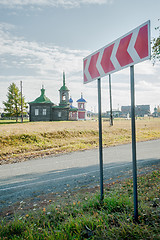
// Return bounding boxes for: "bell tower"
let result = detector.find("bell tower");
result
[59,72,70,107]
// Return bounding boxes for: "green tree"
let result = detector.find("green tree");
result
[152,20,160,64]
[3,83,28,122]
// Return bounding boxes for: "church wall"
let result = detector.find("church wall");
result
[78,111,85,120]
[69,111,77,120]
[29,104,52,122]
[52,108,69,121]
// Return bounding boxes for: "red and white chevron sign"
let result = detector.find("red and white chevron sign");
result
[83,21,151,84]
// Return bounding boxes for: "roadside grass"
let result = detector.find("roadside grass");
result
[0,118,160,164]
[0,119,29,124]
[0,170,159,239]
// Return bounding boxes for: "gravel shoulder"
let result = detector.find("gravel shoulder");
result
[1,159,159,220]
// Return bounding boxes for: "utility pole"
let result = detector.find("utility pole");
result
[20,81,23,123]
[109,74,113,126]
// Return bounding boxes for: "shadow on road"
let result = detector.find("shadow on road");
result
[0,158,159,210]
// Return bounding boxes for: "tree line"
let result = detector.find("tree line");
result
[2,83,28,122]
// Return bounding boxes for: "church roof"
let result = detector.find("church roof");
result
[29,86,53,104]
[60,85,69,91]
[69,97,73,103]
[53,105,70,109]
[69,105,78,111]
[76,93,87,103]
[59,72,69,91]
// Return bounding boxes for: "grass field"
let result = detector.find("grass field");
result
[0,118,160,165]
[0,118,160,238]
[0,169,159,239]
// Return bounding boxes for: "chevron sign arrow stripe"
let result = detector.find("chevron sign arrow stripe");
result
[83,20,151,84]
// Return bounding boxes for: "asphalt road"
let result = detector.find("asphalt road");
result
[0,139,160,210]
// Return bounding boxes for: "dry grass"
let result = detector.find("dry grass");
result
[0,118,160,165]
[0,121,99,136]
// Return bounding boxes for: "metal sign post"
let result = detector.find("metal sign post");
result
[83,20,150,212]
[109,74,113,126]
[97,78,104,201]
[130,65,138,221]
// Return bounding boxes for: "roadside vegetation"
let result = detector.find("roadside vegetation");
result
[0,118,160,165]
[0,169,159,239]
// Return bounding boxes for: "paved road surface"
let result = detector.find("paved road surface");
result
[0,139,160,210]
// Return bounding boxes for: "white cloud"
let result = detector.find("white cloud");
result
[0,0,113,8]
[136,80,160,93]
[0,23,90,108]
[0,22,160,113]
[135,60,158,76]
[0,23,89,77]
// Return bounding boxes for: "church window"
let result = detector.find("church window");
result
[80,103,84,109]
[62,94,66,101]
[58,111,62,118]
[43,109,46,115]
[35,109,39,116]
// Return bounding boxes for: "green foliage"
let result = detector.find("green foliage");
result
[0,220,26,238]
[152,36,160,63]
[152,21,160,64]
[3,83,28,121]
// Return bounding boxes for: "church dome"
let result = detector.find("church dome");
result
[69,97,73,103]
[76,93,87,103]
[29,86,53,104]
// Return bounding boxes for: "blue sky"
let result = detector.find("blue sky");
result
[0,0,160,113]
